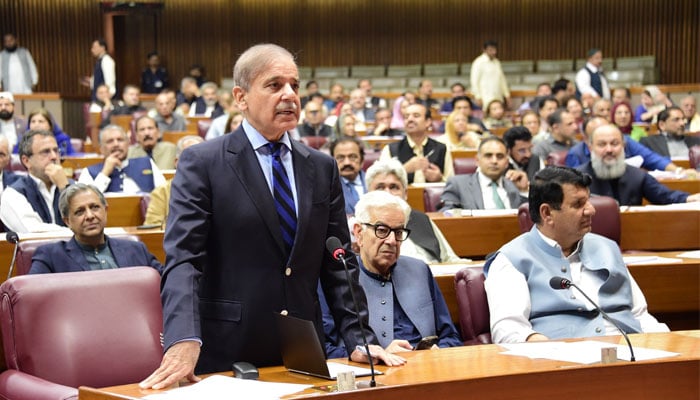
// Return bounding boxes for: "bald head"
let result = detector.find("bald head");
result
[0,135,9,170]
[584,117,609,141]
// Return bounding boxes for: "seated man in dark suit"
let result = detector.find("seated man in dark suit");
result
[321,191,462,357]
[441,136,529,211]
[640,107,700,161]
[380,103,453,184]
[79,124,165,194]
[578,124,700,205]
[298,100,332,137]
[503,126,545,181]
[29,183,163,274]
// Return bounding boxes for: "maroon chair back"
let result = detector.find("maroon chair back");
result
[517,195,620,244]
[140,193,151,222]
[546,149,569,166]
[299,136,328,150]
[197,119,213,139]
[422,185,445,212]
[70,138,84,153]
[453,157,478,175]
[362,150,381,171]
[454,267,492,345]
[0,267,162,392]
[15,235,140,276]
[689,145,700,169]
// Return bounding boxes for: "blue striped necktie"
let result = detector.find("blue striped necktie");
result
[267,142,297,253]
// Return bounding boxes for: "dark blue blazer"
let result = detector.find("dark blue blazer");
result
[29,236,163,274]
[578,162,689,206]
[566,137,671,171]
[161,125,376,373]
[2,170,20,188]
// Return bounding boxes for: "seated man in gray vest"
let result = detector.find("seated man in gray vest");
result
[484,166,668,344]
[79,124,165,194]
[0,130,71,233]
[29,183,163,274]
[321,191,462,357]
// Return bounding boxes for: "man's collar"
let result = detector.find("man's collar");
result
[405,134,428,149]
[243,119,292,151]
[535,226,583,257]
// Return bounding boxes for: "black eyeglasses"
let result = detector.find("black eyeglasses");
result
[361,223,410,241]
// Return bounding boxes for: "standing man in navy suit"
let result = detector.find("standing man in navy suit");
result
[140,44,404,390]
[29,183,162,274]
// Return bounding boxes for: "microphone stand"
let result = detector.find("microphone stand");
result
[336,253,377,387]
[6,232,19,279]
[567,282,636,362]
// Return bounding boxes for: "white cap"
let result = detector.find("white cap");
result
[0,92,14,103]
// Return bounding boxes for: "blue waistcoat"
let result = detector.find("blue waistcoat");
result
[359,255,435,348]
[485,228,641,339]
[92,56,106,101]
[10,175,65,226]
[86,157,155,193]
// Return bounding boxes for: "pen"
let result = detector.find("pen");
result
[424,149,435,160]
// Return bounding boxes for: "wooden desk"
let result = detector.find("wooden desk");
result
[359,136,401,149]
[104,195,146,227]
[659,178,700,194]
[430,209,700,258]
[432,251,700,329]
[79,331,700,400]
[61,154,104,170]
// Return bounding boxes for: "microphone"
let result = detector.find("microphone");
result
[6,231,20,280]
[549,276,636,362]
[325,236,376,388]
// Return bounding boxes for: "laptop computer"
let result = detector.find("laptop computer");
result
[274,312,380,380]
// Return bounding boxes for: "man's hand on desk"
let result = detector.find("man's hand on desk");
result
[350,344,407,367]
[385,339,413,353]
[139,340,201,390]
[526,333,549,342]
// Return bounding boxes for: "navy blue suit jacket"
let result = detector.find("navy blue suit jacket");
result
[578,162,689,205]
[29,236,163,274]
[161,125,375,373]
[2,170,20,188]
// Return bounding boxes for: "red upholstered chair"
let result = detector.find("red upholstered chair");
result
[299,136,328,150]
[0,267,163,400]
[362,150,381,171]
[197,119,213,139]
[422,185,445,212]
[546,149,569,166]
[454,267,492,345]
[517,195,620,244]
[14,235,140,276]
[70,138,84,153]
[453,157,478,175]
[689,145,700,169]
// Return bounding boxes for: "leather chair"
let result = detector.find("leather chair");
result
[14,235,140,276]
[140,193,152,224]
[422,185,445,212]
[454,267,491,345]
[197,118,213,139]
[362,150,381,171]
[0,267,163,399]
[689,145,700,169]
[517,195,621,244]
[546,150,569,166]
[453,157,478,175]
[70,138,84,153]
[299,136,328,150]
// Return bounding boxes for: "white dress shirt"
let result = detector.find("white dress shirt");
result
[0,174,71,233]
[477,170,511,209]
[575,62,611,99]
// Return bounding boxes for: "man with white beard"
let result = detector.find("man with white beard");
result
[577,124,700,206]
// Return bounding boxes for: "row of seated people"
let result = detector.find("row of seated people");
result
[0,165,674,396]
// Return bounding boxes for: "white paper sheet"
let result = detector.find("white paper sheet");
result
[143,375,313,400]
[499,340,679,364]
[429,263,485,276]
[676,250,700,259]
[623,256,683,265]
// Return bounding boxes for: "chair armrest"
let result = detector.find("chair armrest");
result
[0,370,78,400]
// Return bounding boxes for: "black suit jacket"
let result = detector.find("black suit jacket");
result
[640,134,700,159]
[162,125,375,373]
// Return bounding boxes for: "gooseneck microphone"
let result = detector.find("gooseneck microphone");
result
[6,231,20,279]
[549,276,636,362]
[325,236,377,388]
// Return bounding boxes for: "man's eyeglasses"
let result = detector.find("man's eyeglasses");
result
[361,223,410,241]
[335,154,360,162]
[308,110,320,115]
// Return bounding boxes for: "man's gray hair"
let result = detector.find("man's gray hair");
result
[201,81,219,92]
[233,44,296,91]
[18,130,52,158]
[59,183,106,219]
[355,190,411,226]
[365,159,408,191]
[98,124,128,145]
[176,135,203,157]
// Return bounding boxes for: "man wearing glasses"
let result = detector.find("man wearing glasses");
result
[322,190,462,356]
[0,130,71,233]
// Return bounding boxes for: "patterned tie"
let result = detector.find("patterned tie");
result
[345,180,359,207]
[490,181,506,209]
[267,142,297,253]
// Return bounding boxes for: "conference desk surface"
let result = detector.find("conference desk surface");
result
[79,331,700,400]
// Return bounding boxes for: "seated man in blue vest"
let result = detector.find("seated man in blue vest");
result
[29,183,163,274]
[321,191,462,357]
[484,166,668,344]
[79,124,165,193]
[0,130,71,233]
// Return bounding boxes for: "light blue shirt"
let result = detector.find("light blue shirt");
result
[242,119,299,216]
